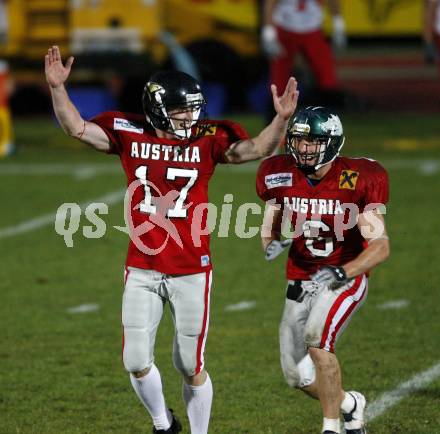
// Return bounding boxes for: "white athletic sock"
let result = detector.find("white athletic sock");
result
[322,417,340,433]
[182,373,213,434]
[340,391,356,413]
[130,365,171,430]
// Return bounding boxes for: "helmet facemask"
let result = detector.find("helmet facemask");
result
[287,134,345,174]
[166,100,205,140]
[286,108,345,174]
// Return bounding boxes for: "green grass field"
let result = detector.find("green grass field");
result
[1,114,440,434]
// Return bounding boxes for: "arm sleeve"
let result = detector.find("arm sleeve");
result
[256,159,271,202]
[211,120,250,164]
[361,162,389,211]
[89,111,121,155]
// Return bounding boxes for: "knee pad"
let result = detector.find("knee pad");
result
[123,328,153,373]
[172,334,198,377]
[297,354,316,388]
[281,353,315,389]
[304,322,324,349]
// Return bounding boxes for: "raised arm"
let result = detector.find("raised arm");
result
[45,46,111,152]
[262,0,278,26]
[423,0,438,63]
[224,77,299,164]
[424,0,437,44]
[328,0,347,51]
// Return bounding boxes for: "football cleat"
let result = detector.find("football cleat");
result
[322,431,338,434]
[343,391,367,434]
[152,409,182,434]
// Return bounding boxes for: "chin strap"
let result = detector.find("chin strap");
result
[299,165,318,175]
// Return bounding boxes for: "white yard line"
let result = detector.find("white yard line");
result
[67,303,100,314]
[0,163,120,179]
[225,300,257,312]
[365,362,440,422]
[0,189,125,239]
[377,299,410,310]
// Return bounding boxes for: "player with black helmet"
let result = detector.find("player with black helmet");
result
[142,70,208,140]
[45,45,299,434]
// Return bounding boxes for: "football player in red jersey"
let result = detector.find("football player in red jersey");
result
[256,106,390,434]
[262,0,346,102]
[45,45,299,434]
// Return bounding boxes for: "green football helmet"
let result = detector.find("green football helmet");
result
[286,106,345,174]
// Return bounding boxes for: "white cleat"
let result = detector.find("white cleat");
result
[342,391,367,434]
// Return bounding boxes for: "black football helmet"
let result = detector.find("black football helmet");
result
[142,70,207,140]
[286,106,345,174]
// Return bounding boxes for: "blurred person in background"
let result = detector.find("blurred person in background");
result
[0,0,7,44]
[262,0,346,108]
[424,0,440,68]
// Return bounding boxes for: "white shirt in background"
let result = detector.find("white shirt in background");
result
[273,0,324,33]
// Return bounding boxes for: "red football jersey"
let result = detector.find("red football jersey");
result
[91,111,249,275]
[256,155,389,280]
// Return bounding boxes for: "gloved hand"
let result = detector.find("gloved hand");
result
[265,239,292,261]
[424,42,438,64]
[310,265,347,289]
[332,15,347,52]
[262,25,285,58]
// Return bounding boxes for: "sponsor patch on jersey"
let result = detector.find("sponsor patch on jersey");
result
[265,173,293,189]
[114,118,144,134]
[196,124,217,136]
[339,170,359,190]
[201,255,210,267]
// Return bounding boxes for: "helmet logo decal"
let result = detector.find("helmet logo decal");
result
[293,123,310,134]
[146,82,166,105]
[147,82,164,94]
[320,115,343,136]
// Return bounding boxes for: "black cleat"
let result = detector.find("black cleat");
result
[152,409,182,434]
[322,431,338,434]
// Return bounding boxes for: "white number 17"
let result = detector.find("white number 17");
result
[134,165,198,218]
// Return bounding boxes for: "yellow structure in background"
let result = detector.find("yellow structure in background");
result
[0,60,13,157]
[163,0,257,57]
[0,0,427,60]
[70,0,160,54]
[324,0,423,36]
[0,0,160,58]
